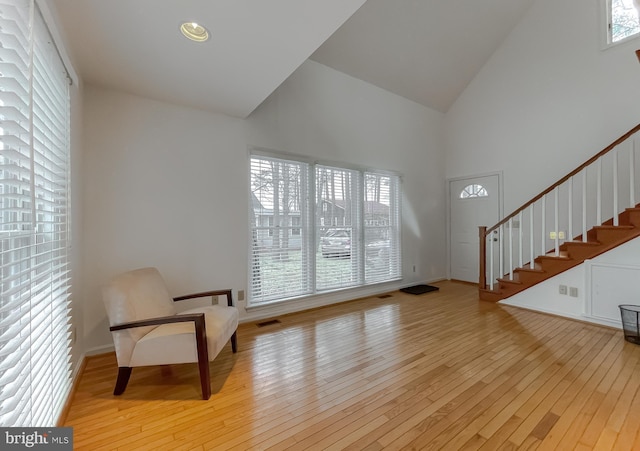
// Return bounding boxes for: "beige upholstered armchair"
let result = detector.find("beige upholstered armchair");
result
[102,267,239,399]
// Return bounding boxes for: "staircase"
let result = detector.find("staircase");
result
[479,123,640,302]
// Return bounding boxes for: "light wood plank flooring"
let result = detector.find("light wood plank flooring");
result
[63,281,640,450]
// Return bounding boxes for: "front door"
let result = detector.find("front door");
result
[449,174,501,283]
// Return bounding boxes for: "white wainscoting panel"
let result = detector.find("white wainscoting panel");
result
[586,261,640,328]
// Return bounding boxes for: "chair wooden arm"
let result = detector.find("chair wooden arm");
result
[109,313,206,331]
[173,289,234,307]
[109,312,211,399]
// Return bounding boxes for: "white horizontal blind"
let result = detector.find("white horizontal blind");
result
[316,165,361,291]
[0,0,72,427]
[250,156,311,303]
[249,153,402,306]
[364,173,401,284]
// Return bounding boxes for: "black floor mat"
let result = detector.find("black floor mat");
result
[400,284,440,295]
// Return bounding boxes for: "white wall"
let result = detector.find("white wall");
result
[82,60,446,352]
[445,0,640,214]
[246,60,447,284]
[82,87,247,350]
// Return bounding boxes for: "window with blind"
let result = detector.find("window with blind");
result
[249,153,401,305]
[0,0,72,427]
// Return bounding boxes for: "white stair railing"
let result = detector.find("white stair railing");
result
[480,124,640,291]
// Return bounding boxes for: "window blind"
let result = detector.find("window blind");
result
[249,153,402,306]
[364,173,401,284]
[250,156,312,304]
[315,165,362,291]
[0,0,72,427]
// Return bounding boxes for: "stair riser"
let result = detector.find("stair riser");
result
[512,271,545,285]
[479,291,503,302]
[535,257,574,273]
[594,228,636,244]
[563,244,604,260]
[620,211,640,228]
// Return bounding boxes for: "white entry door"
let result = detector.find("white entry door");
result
[449,174,501,283]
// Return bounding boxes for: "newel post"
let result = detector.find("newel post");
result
[479,226,487,290]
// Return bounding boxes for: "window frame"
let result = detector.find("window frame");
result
[603,0,640,47]
[459,184,489,199]
[248,149,402,306]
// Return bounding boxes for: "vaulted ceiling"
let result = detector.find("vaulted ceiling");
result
[50,0,537,117]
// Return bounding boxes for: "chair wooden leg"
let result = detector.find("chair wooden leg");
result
[114,367,132,395]
[197,357,211,400]
[194,315,211,400]
[231,331,238,353]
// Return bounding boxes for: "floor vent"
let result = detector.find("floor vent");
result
[378,294,393,299]
[257,319,281,327]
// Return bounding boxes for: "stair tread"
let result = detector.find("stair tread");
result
[539,253,571,260]
[497,277,522,285]
[515,267,545,273]
[594,225,635,230]
[564,240,601,246]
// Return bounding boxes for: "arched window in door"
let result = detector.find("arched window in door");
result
[459,184,488,199]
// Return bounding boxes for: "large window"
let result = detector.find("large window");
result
[249,153,401,305]
[0,0,72,426]
[608,0,640,43]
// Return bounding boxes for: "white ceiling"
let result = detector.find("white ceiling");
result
[50,0,536,117]
[49,0,367,118]
[311,0,537,113]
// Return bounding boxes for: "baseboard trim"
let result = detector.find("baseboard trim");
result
[56,354,87,426]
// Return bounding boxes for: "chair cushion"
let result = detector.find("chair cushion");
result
[129,305,239,367]
[103,267,178,367]
[103,267,177,331]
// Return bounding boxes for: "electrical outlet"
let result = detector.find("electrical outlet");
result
[559,231,565,239]
[559,285,567,295]
[569,287,578,297]
[550,231,557,239]
[238,290,245,301]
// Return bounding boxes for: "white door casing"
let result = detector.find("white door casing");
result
[448,174,501,283]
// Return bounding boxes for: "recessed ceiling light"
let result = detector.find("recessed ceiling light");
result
[180,22,209,42]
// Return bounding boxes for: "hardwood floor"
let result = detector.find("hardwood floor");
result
[63,281,640,450]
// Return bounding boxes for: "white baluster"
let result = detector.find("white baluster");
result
[614,148,619,226]
[568,177,573,241]
[518,211,523,268]
[490,233,494,290]
[541,196,546,255]
[529,205,534,269]
[499,224,504,280]
[631,139,636,208]
[554,186,559,256]
[582,169,587,242]
[509,218,513,280]
[597,158,602,225]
